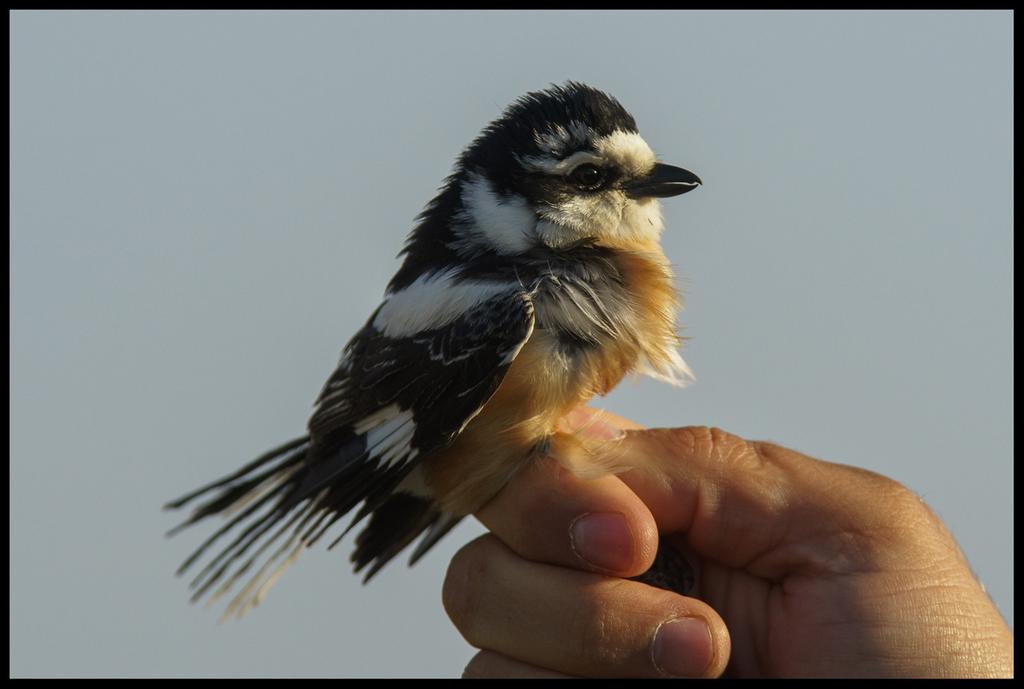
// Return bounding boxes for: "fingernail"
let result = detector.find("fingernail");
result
[651,617,714,678]
[569,512,634,572]
[564,408,625,441]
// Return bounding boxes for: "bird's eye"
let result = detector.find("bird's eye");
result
[569,164,605,190]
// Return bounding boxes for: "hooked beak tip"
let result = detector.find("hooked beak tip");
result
[625,163,702,199]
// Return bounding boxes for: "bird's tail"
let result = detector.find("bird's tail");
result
[349,493,463,582]
[165,436,327,620]
[165,432,460,619]
[166,432,411,620]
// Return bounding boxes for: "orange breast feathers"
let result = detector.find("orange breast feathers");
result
[422,247,684,515]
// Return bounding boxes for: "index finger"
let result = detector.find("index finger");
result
[475,417,659,578]
[577,409,927,580]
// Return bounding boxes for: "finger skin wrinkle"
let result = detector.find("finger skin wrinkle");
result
[577,587,619,666]
[575,577,645,667]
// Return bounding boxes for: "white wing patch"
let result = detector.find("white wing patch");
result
[357,403,420,469]
[373,270,513,338]
[353,404,402,434]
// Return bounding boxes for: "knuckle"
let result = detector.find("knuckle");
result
[846,465,920,514]
[573,580,680,670]
[574,587,624,664]
[878,478,932,525]
[872,472,916,503]
[442,535,495,637]
[833,467,939,543]
[660,426,708,456]
[661,426,754,468]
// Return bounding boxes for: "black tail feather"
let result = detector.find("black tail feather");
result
[197,499,318,606]
[166,431,431,616]
[349,494,463,583]
[176,481,288,577]
[324,461,412,550]
[408,513,464,567]
[187,504,290,600]
[164,436,311,510]
[351,493,440,580]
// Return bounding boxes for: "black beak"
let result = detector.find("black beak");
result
[624,163,702,199]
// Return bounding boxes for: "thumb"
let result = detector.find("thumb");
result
[571,409,914,581]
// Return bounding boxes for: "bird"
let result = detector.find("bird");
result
[166,81,702,619]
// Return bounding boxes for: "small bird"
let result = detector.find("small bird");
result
[167,82,702,618]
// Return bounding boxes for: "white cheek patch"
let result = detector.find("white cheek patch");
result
[457,173,536,255]
[536,192,624,246]
[373,269,511,338]
[535,130,667,248]
[539,192,663,248]
[594,130,657,176]
[618,197,665,241]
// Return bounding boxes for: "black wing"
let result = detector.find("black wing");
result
[167,287,535,616]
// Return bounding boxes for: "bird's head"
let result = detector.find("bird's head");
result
[449,81,701,255]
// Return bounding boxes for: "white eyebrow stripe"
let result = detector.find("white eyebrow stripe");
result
[519,150,603,175]
[522,130,656,177]
[373,269,515,338]
[533,120,593,156]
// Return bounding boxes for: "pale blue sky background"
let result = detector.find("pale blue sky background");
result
[10,10,1012,678]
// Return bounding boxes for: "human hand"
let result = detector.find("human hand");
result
[442,409,1013,677]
